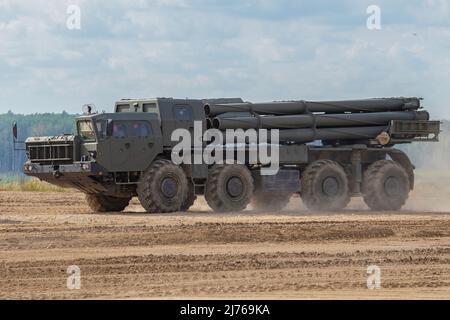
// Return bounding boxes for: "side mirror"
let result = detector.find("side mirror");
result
[106,119,113,137]
[12,122,18,141]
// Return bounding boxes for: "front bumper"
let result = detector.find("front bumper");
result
[23,161,107,193]
[23,161,103,175]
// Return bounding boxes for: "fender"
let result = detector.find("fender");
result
[387,149,415,190]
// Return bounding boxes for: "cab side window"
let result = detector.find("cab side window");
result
[130,121,153,138]
[96,120,107,140]
[112,122,127,139]
[173,105,193,121]
[143,103,157,113]
[116,104,130,112]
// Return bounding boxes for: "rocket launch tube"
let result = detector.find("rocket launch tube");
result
[212,111,429,130]
[204,98,421,117]
[267,126,389,144]
[218,126,388,144]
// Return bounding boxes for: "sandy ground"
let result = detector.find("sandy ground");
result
[0,180,450,299]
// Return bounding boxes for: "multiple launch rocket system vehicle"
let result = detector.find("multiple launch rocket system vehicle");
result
[21,97,440,213]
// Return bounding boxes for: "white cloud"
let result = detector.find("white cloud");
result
[0,0,449,119]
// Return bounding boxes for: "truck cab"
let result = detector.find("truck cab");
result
[22,98,211,212]
[24,112,161,189]
[78,113,163,173]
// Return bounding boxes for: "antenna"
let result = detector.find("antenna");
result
[12,122,17,141]
[11,122,25,172]
[12,122,25,150]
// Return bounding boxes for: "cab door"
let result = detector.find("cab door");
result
[130,119,163,171]
[109,120,134,171]
[108,119,162,172]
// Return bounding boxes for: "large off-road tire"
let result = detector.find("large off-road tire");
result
[137,159,188,213]
[205,164,254,212]
[251,192,292,212]
[362,160,410,211]
[85,194,131,213]
[181,179,197,211]
[301,160,350,211]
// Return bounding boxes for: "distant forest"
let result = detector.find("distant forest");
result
[0,112,449,173]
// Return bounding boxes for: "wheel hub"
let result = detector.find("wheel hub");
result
[161,177,178,198]
[322,177,339,197]
[384,176,401,197]
[227,177,244,198]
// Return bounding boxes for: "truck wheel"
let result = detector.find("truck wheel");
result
[205,165,254,212]
[137,159,188,213]
[362,160,410,211]
[301,160,350,211]
[251,192,292,212]
[181,179,197,211]
[85,194,131,212]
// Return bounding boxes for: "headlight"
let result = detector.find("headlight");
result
[81,163,91,171]
[24,164,33,172]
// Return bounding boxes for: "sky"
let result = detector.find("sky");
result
[1,0,450,119]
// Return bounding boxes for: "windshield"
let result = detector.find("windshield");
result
[77,120,96,141]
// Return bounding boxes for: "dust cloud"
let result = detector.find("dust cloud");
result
[187,172,450,214]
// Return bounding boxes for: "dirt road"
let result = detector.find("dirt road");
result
[0,190,449,299]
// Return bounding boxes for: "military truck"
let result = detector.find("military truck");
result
[22,97,440,213]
